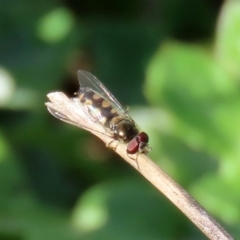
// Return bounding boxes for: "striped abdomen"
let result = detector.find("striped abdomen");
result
[79,88,120,128]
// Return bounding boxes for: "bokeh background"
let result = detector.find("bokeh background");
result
[1,0,240,239]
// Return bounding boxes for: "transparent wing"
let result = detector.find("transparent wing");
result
[77,70,127,115]
[47,99,113,138]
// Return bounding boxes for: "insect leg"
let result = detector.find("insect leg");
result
[106,139,118,151]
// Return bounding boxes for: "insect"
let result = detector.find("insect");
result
[49,70,150,155]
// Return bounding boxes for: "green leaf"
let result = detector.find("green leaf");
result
[145,42,240,154]
[215,1,240,80]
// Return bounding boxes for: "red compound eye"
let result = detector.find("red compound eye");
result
[127,138,139,154]
[137,132,149,143]
[127,132,149,154]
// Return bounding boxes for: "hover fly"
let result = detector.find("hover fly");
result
[49,70,150,155]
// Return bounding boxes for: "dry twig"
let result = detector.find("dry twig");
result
[46,92,234,240]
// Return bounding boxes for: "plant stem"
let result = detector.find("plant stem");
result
[46,92,234,240]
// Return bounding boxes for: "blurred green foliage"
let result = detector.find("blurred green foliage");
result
[0,0,239,239]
